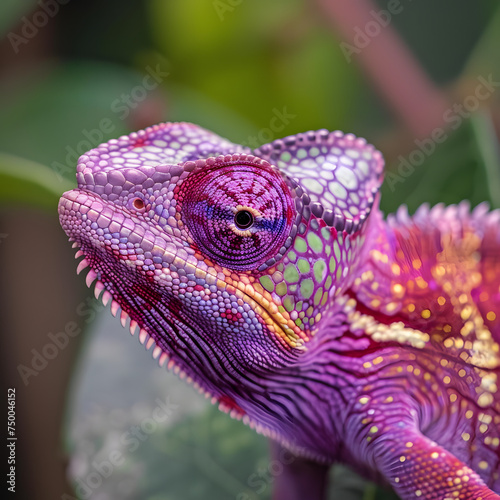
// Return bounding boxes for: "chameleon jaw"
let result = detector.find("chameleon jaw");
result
[227,280,308,350]
[59,188,306,365]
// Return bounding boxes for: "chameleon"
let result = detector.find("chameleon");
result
[58,122,500,499]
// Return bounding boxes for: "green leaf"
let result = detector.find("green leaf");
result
[148,0,359,136]
[110,402,398,500]
[0,153,73,210]
[0,0,38,38]
[0,61,160,182]
[380,113,500,215]
[470,111,500,208]
[463,4,500,81]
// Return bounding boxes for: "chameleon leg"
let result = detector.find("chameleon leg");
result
[373,431,500,499]
[269,440,329,500]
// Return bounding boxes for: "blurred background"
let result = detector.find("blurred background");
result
[1,1,500,499]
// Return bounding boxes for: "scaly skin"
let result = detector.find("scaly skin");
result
[58,123,500,499]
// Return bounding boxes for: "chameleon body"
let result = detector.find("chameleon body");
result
[58,123,500,499]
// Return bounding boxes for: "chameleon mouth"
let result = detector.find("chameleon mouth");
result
[59,189,306,355]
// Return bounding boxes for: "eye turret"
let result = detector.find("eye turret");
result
[178,157,296,272]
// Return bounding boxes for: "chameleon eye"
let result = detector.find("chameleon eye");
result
[234,209,254,230]
[179,159,295,271]
[132,198,145,210]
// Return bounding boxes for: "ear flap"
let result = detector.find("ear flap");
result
[253,130,384,232]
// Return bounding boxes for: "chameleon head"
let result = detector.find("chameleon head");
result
[58,123,383,398]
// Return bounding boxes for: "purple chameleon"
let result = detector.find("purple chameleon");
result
[58,122,500,499]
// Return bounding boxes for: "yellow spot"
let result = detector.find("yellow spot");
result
[399,456,406,462]
[370,426,378,434]
[412,259,422,270]
[405,442,413,448]
[449,394,457,403]
[437,296,446,306]
[479,461,488,470]
[416,277,428,289]
[480,424,488,433]
[392,283,404,296]
[487,311,496,321]
[391,263,401,275]
[458,369,466,378]
[362,270,374,281]
[443,324,452,333]
[431,452,439,459]
[359,396,369,405]
[415,490,422,497]
[385,302,398,312]
[443,376,451,384]
[460,321,474,336]
[465,410,474,419]
[407,304,416,313]
[478,393,493,407]
[373,356,384,365]
[421,309,431,319]
[461,432,470,441]
[444,338,453,348]
[461,306,472,321]
[384,396,394,403]
[479,413,492,424]
[363,361,372,369]
[434,265,446,276]
[459,293,468,304]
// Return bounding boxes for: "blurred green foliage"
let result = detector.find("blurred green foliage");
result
[1,0,499,499]
[380,114,500,214]
[149,0,360,140]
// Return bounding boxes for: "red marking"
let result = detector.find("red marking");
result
[131,139,147,149]
[194,285,204,292]
[219,395,245,415]
[221,310,242,321]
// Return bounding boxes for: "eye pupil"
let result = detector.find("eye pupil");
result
[133,198,145,210]
[235,210,254,229]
